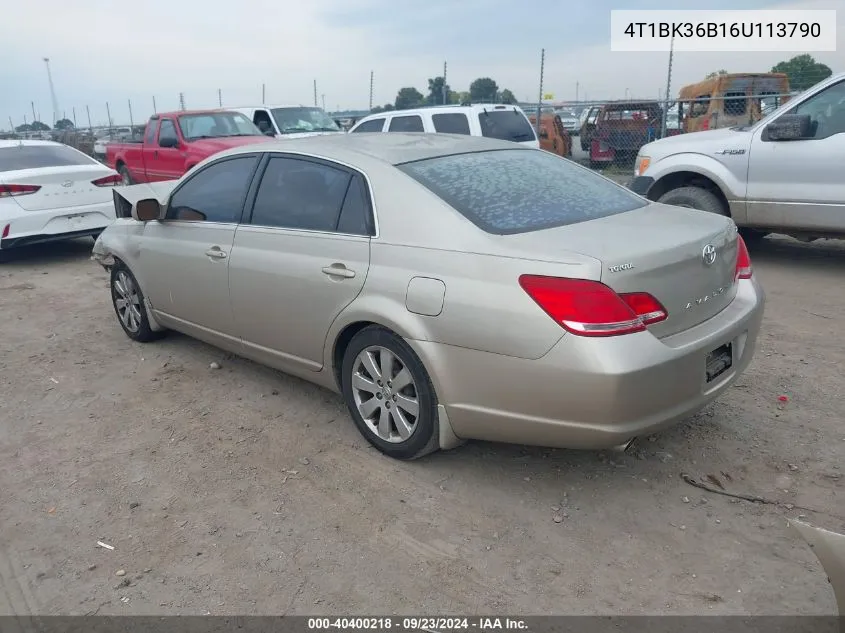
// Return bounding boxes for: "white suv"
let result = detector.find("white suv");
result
[348,104,539,148]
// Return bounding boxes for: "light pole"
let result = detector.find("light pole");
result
[661,34,675,138]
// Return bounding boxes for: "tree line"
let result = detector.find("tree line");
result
[370,76,517,113]
[704,54,832,91]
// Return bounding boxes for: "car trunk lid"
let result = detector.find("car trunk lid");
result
[501,203,739,338]
[1,164,118,211]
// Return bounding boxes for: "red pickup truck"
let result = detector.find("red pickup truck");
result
[106,109,273,184]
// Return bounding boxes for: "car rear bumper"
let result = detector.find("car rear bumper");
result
[408,276,765,450]
[0,201,115,250]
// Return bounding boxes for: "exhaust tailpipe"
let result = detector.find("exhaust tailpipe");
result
[611,438,637,453]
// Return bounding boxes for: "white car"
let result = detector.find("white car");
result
[0,140,120,251]
[348,104,539,148]
[555,110,580,134]
[229,105,345,139]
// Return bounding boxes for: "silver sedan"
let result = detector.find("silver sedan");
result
[92,133,765,460]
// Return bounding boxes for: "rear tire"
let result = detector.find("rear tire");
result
[657,186,727,216]
[118,164,133,186]
[341,326,439,460]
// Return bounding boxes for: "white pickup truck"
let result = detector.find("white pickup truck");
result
[630,72,845,243]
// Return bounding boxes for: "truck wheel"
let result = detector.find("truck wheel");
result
[657,186,726,216]
[118,165,133,186]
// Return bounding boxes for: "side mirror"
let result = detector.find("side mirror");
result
[766,114,812,141]
[159,136,178,148]
[133,198,161,222]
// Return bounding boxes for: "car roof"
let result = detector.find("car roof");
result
[228,104,316,110]
[217,132,529,166]
[0,139,61,149]
[357,103,525,121]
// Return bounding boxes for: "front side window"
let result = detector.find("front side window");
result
[250,157,352,232]
[166,156,259,223]
[158,120,178,146]
[398,149,646,235]
[690,95,711,117]
[789,80,845,139]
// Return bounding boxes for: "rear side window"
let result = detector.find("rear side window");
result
[388,116,424,132]
[398,149,646,235]
[144,120,158,144]
[477,110,536,143]
[432,113,470,135]
[352,119,385,133]
[0,144,96,171]
[336,175,374,236]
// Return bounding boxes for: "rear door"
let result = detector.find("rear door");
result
[228,154,373,372]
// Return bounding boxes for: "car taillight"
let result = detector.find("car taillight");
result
[518,275,668,337]
[735,235,753,280]
[92,174,122,187]
[0,184,41,198]
[2,224,9,238]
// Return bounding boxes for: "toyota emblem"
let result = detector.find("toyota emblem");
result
[702,244,717,266]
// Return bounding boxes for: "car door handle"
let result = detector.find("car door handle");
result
[205,248,227,259]
[322,264,355,279]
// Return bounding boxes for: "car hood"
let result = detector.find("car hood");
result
[189,136,274,152]
[641,126,753,159]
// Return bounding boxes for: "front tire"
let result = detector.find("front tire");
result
[657,186,727,215]
[341,326,439,460]
[110,264,161,342]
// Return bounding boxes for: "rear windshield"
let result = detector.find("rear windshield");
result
[477,110,536,143]
[397,149,646,235]
[0,144,95,171]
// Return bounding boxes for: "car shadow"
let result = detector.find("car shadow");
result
[0,237,96,266]
[749,235,845,273]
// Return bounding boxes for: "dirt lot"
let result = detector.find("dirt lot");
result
[0,236,842,616]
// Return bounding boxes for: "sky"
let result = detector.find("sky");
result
[1,0,842,129]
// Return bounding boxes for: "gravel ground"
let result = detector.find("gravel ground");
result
[0,235,842,616]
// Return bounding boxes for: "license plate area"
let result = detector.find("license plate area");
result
[706,342,733,383]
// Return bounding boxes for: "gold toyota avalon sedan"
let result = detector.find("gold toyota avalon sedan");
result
[92,133,764,460]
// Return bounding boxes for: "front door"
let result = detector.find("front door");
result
[746,79,845,233]
[228,155,373,373]
[143,118,183,182]
[138,154,260,342]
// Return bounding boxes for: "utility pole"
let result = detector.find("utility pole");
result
[106,102,112,127]
[313,80,318,107]
[218,89,222,107]
[535,48,545,139]
[262,83,266,104]
[442,60,448,105]
[178,93,186,111]
[31,101,36,123]
[8,116,14,133]
[86,105,92,131]
[128,99,134,128]
[661,35,675,139]
[43,57,60,125]
[576,81,579,103]
[369,71,374,111]
[152,96,157,114]
[322,94,326,111]
[72,106,77,128]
